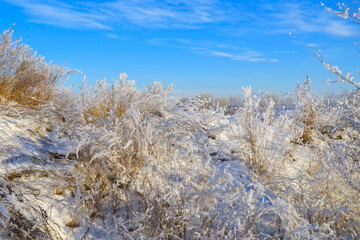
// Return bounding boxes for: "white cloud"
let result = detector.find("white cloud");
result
[147,38,191,46]
[306,43,320,48]
[147,38,241,51]
[210,51,278,62]
[4,0,111,30]
[81,0,243,29]
[3,0,241,30]
[266,1,354,37]
[2,0,355,38]
[104,33,119,39]
[146,38,278,62]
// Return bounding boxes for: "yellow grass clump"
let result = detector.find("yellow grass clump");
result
[0,26,73,107]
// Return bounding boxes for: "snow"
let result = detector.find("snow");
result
[0,84,360,239]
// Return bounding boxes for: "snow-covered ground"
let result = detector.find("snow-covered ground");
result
[1,83,360,239]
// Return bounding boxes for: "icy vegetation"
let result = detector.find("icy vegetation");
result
[2,13,360,239]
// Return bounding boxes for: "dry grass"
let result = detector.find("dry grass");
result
[0,26,73,107]
[82,79,135,124]
[197,93,230,110]
[6,169,49,182]
[81,76,169,124]
[65,217,80,228]
[238,87,290,181]
[296,76,317,144]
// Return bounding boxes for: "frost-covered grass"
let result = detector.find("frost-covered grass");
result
[0,26,74,108]
[2,28,360,239]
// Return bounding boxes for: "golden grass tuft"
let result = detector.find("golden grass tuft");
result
[81,77,137,124]
[53,187,64,196]
[0,26,73,107]
[296,76,317,144]
[65,216,80,228]
[83,99,130,124]
[6,169,49,181]
[81,77,170,124]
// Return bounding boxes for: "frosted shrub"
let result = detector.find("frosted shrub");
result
[278,86,360,237]
[80,73,173,125]
[72,79,220,238]
[313,92,360,236]
[294,77,319,144]
[0,27,73,107]
[284,134,360,238]
[71,83,311,238]
[70,79,360,238]
[321,140,360,236]
[197,92,229,110]
[294,77,360,145]
[233,86,293,180]
[288,3,360,234]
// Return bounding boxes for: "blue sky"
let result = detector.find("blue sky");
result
[0,0,359,96]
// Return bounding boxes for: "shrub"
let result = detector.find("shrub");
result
[197,93,230,110]
[233,86,293,180]
[295,77,317,144]
[81,74,173,124]
[0,26,73,107]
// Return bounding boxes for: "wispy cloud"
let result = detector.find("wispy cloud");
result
[2,0,242,30]
[264,1,355,36]
[147,38,241,51]
[273,50,298,54]
[210,51,278,62]
[3,0,111,30]
[2,0,355,37]
[87,0,237,29]
[147,38,278,62]
[104,33,119,39]
[147,37,192,46]
[306,43,320,48]
[1,0,355,66]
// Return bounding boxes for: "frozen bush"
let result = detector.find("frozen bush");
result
[233,86,293,180]
[80,74,173,125]
[0,26,74,107]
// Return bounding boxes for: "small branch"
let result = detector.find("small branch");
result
[290,32,360,90]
